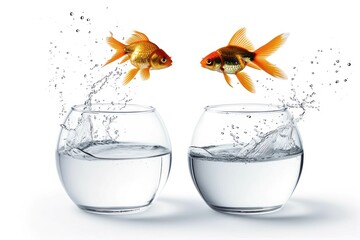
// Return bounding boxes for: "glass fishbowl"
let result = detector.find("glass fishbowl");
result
[56,103,171,214]
[188,103,303,214]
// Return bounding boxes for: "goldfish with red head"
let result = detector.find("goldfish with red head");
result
[201,27,288,93]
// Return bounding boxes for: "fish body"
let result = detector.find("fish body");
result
[201,27,288,93]
[217,46,255,73]
[104,31,172,85]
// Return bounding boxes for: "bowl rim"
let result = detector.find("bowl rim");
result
[204,103,287,113]
[71,103,155,114]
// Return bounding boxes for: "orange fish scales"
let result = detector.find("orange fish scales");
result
[126,42,158,67]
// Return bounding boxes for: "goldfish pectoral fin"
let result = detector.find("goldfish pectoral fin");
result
[252,58,287,79]
[228,27,254,51]
[126,31,149,44]
[235,72,256,93]
[222,71,233,87]
[140,68,150,80]
[123,68,139,85]
[247,61,261,70]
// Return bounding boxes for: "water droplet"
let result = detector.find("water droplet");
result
[347,62,351,66]
[76,29,80,32]
[344,78,348,82]
[336,60,340,63]
[221,132,224,135]
[80,16,84,20]
[70,12,74,16]
[310,61,313,64]
[87,18,90,21]
[246,115,251,118]
[335,80,339,84]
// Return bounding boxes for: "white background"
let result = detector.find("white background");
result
[1,0,359,239]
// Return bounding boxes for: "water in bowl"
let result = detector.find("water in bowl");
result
[57,141,171,214]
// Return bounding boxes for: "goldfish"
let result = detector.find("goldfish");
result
[103,31,172,85]
[200,27,289,93]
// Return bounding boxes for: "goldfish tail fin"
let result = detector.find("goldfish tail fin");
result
[235,72,255,93]
[103,32,126,67]
[253,33,288,79]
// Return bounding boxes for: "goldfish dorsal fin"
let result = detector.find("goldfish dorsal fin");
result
[126,31,150,44]
[228,27,255,51]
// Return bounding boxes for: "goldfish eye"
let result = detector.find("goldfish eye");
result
[206,59,213,65]
[160,57,167,63]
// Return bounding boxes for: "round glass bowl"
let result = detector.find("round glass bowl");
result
[56,104,171,214]
[188,104,303,214]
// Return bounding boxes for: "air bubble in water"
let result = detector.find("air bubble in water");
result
[76,29,80,32]
[347,63,351,66]
[70,12,74,16]
[80,16,84,20]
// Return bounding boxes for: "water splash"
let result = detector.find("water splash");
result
[48,11,133,118]
[216,47,353,160]
[256,47,353,122]
[49,11,135,152]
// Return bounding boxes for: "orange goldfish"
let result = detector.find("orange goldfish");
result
[103,31,172,85]
[200,27,288,93]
